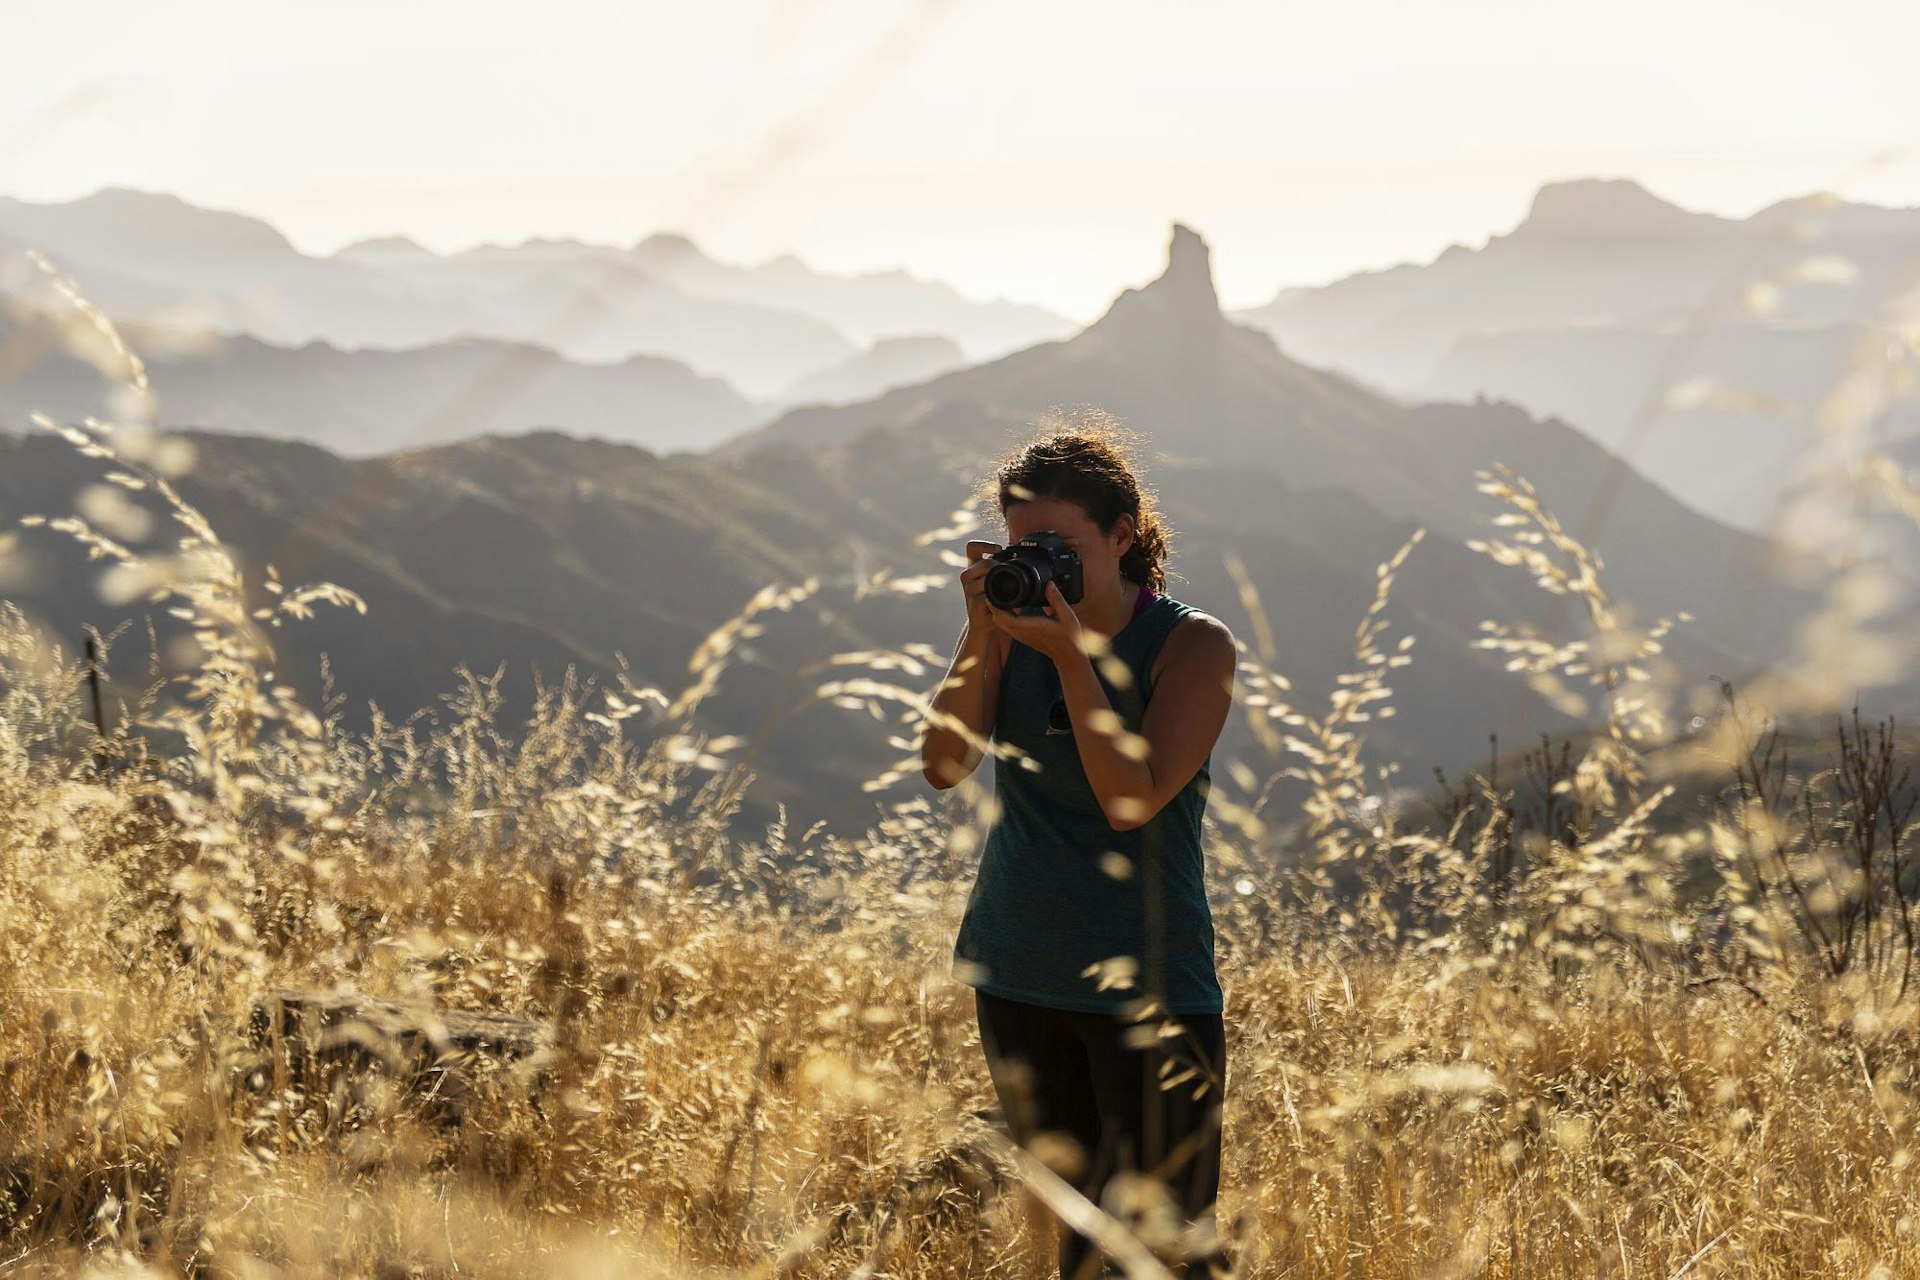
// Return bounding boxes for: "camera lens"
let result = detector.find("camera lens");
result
[985,562,1035,610]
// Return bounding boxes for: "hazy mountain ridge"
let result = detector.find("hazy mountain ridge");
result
[315,234,860,397]
[0,294,769,455]
[0,187,1072,405]
[620,231,1077,361]
[1425,318,1920,532]
[777,334,966,408]
[1230,176,1920,530]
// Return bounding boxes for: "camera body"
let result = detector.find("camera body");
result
[984,531,1085,615]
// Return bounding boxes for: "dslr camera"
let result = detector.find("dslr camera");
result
[984,531,1085,615]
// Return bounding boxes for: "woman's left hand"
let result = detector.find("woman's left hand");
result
[987,580,1085,666]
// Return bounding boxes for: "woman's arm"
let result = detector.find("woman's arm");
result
[921,622,1009,789]
[1053,613,1237,829]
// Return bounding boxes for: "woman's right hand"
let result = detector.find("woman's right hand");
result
[961,539,1002,636]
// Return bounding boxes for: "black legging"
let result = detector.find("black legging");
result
[973,989,1228,1279]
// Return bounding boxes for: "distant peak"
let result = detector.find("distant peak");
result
[1516,177,1722,240]
[1092,223,1223,333]
[633,230,707,260]
[20,186,297,255]
[1161,223,1220,311]
[83,185,197,211]
[868,333,964,357]
[336,234,433,260]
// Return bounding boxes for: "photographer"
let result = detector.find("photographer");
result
[921,416,1237,1279]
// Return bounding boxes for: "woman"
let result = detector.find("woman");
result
[921,419,1237,1280]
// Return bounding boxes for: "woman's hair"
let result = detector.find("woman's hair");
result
[977,409,1173,593]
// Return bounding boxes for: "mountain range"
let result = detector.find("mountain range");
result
[1232,177,1920,532]
[0,296,764,455]
[720,224,1896,800]
[0,188,1072,407]
[13,179,1917,541]
[6,220,1902,839]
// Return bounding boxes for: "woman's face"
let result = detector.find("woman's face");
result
[1002,497,1135,596]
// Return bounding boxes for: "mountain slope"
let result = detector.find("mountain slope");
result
[778,334,966,408]
[0,427,927,835]
[1424,318,1920,532]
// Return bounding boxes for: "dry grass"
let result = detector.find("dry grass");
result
[7,244,1920,1279]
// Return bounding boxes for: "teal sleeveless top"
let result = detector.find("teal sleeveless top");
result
[951,589,1224,1015]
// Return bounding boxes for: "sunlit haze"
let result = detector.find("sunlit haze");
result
[5,0,1919,319]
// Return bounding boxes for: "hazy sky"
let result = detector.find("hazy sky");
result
[4,0,1917,320]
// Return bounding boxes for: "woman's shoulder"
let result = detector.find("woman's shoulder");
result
[1146,594,1237,680]
[1165,606,1235,654]
[1150,589,1229,634]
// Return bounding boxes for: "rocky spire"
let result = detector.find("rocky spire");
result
[1089,223,1225,337]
